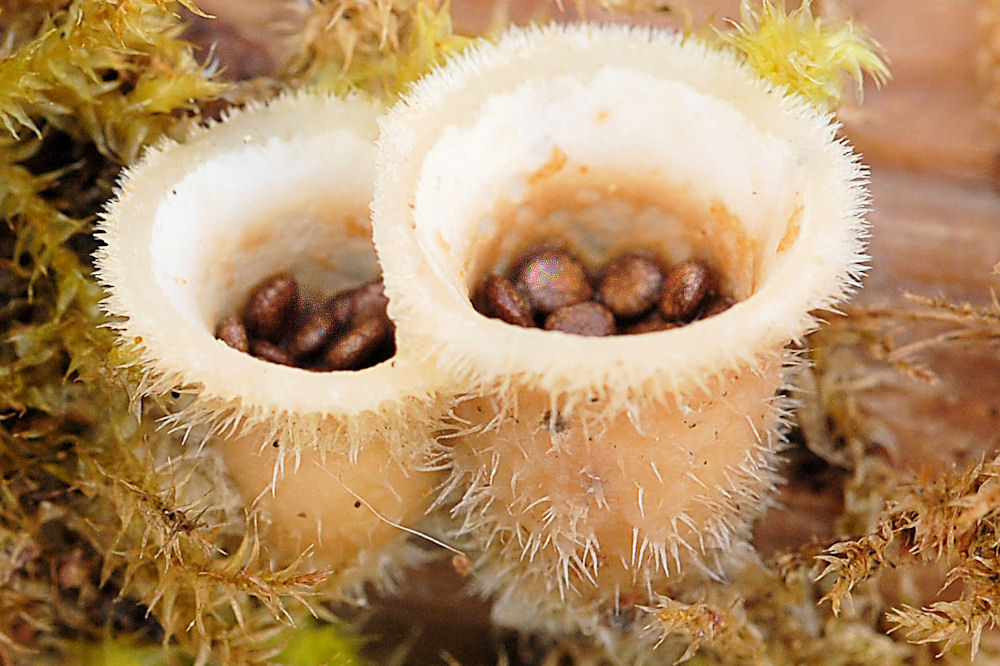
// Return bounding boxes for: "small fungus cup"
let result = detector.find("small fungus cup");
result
[96,93,442,591]
[373,24,869,638]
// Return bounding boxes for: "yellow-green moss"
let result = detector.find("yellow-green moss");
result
[285,0,470,97]
[716,0,889,111]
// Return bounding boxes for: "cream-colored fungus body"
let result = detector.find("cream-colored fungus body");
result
[96,93,442,588]
[373,24,869,641]
[217,433,436,590]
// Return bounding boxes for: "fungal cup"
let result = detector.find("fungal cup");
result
[373,24,870,639]
[96,94,442,589]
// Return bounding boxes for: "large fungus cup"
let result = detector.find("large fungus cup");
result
[373,24,869,635]
[96,94,442,590]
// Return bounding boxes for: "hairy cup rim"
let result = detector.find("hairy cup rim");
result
[95,92,439,455]
[373,23,870,409]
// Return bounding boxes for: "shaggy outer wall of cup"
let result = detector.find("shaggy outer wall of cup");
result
[372,23,870,648]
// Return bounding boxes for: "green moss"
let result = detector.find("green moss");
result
[715,0,889,111]
[0,0,225,161]
[271,620,362,666]
[76,637,179,666]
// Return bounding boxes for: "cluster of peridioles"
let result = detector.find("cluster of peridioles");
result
[96,24,870,655]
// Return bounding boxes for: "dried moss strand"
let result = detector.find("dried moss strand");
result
[79,440,348,662]
[651,596,741,660]
[813,294,1000,384]
[818,454,1000,656]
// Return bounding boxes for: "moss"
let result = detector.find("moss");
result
[283,0,470,97]
[75,637,178,666]
[0,0,225,161]
[812,294,1000,658]
[715,0,889,111]
[271,619,361,666]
